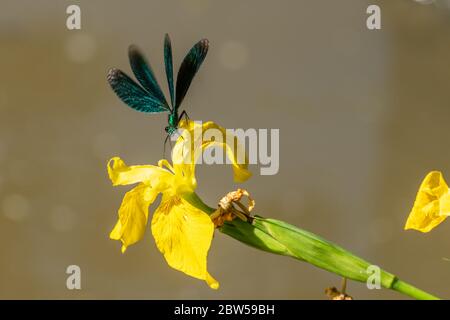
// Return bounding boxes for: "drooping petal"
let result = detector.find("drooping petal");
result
[172,120,252,184]
[110,183,158,252]
[107,157,171,187]
[203,140,252,183]
[201,121,251,182]
[151,194,218,289]
[405,171,449,232]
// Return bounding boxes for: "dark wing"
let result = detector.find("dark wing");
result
[128,45,169,109]
[175,38,209,110]
[164,34,175,108]
[107,68,170,113]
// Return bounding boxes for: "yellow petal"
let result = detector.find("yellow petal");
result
[206,273,219,290]
[405,171,449,232]
[151,195,218,289]
[107,157,171,187]
[110,183,157,252]
[440,192,450,216]
[173,120,252,183]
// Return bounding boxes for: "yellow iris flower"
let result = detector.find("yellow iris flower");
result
[405,171,450,232]
[107,120,251,289]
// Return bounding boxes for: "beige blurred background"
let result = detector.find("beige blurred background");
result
[0,0,449,299]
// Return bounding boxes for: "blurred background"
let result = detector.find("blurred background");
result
[0,0,449,299]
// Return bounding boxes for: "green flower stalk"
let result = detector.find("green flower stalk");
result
[184,191,440,300]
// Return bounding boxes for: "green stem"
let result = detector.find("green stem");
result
[391,279,439,300]
[183,192,441,300]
